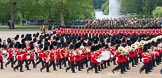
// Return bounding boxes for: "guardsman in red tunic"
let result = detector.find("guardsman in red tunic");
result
[138,46,143,62]
[13,51,24,72]
[48,46,57,71]
[140,51,150,74]
[112,46,125,74]
[0,48,4,69]
[28,46,36,68]
[75,49,82,71]
[40,51,50,72]
[61,47,67,67]
[66,48,76,73]
[56,45,63,69]
[87,46,99,73]
[21,44,30,70]
[5,44,14,68]
[36,44,44,67]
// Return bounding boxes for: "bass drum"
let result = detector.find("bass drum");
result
[2,50,7,54]
[100,51,111,61]
[96,58,102,62]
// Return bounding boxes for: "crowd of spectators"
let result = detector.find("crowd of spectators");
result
[82,17,162,29]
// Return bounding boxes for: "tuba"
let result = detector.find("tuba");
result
[140,40,145,46]
[118,46,125,55]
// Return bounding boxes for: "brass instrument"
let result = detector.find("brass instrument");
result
[46,51,50,63]
[131,44,137,51]
[140,40,145,46]
[118,46,125,55]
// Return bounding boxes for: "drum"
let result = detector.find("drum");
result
[100,51,111,61]
[96,58,102,62]
[2,50,7,54]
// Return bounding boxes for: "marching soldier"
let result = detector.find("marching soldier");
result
[5,44,14,68]
[0,46,4,69]
[139,47,150,74]
[21,44,30,70]
[48,46,57,71]
[65,45,76,73]
[87,46,99,73]
[28,45,36,68]
[40,50,50,72]
[36,44,44,67]
[112,46,125,74]
[13,44,24,72]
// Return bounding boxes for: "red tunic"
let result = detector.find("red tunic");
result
[38,50,43,58]
[42,53,48,62]
[56,49,61,59]
[49,52,55,61]
[17,54,23,61]
[0,51,3,60]
[90,53,98,64]
[7,48,13,59]
[138,47,143,54]
[68,52,75,62]
[75,52,81,61]
[142,53,149,64]
[116,52,124,63]
[30,52,34,60]
[22,51,27,60]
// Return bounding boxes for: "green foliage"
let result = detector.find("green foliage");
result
[121,0,162,16]
[0,25,40,29]
[93,0,107,9]
[152,6,162,18]
[101,1,109,15]
[0,0,95,24]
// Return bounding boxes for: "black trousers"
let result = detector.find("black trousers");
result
[41,62,49,72]
[84,58,89,68]
[66,61,75,73]
[129,57,135,67]
[62,58,67,67]
[140,63,149,73]
[14,61,23,72]
[56,59,62,69]
[36,58,44,67]
[134,56,138,65]
[156,56,161,65]
[6,58,14,68]
[87,63,98,73]
[113,62,124,73]
[24,60,30,70]
[0,60,3,69]
[112,57,116,65]
[76,61,81,71]
[49,61,56,70]
[28,60,36,68]
[138,54,142,62]
[125,60,130,70]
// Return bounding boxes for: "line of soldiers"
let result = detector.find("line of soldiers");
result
[0,30,162,74]
[112,36,162,74]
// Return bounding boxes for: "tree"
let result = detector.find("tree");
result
[152,6,162,18]
[93,0,107,9]
[0,0,95,27]
[101,1,109,15]
[10,0,17,29]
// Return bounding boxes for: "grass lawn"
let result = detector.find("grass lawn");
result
[0,25,41,29]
